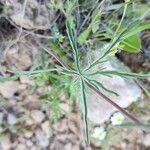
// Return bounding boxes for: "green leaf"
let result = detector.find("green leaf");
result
[117,123,150,130]
[91,9,101,33]
[66,21,80,71]
[67,15,76,29]
[90,70,150,79]
[0,75,18,83]
[77,9,101,44]
[80,79,89,144]
[85,77,119,96]
[121,21,150,40]
[78,28,91,44]
[120,34,141,53]
[39,48,46,67]
[61,68,79,76]
[64,0,77,15]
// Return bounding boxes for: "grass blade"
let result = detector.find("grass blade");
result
[88,70,150,79]
[66,21,80,72]
[80,78,89,144]
[116,123,150,130]
[84,77,119,96]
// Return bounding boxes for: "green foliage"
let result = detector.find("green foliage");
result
[78,8,101,44]
[120,21,150,40]
[0,75,18,83]
[39,90,61,122]
[32,71,77,122]
[78,28,91,44]
[120,34,141,52]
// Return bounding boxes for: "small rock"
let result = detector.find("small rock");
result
[36,130,49,148]
[37,86,51,96]
[7,114,17,125]
[31,146,38,150]
[55,134,68,142]
[25,118,34,126]
[17,143,27,150]
[1,137,12,150]
[0,112,4,124]
[0,81,19,99]
[26,140,33,147]
[41,121,52,137]
[24,131,33,138]
[53,118,68,132]
[143,134,150,147]
[68,120,79,136]
[72,145,80,150]
[60,103,70,113]
[20,76,33,85]
[6,44,32,70]
[41,121,49,130]
[31,110,45,123]
[64,143,72,150]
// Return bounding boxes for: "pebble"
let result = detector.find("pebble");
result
[53,118,68,132]
[36,130,49,148]
[0,81,19,99]
[7,114,17,125]
[60,103,70,114]
[26,140,33,147]
[20,76,33,85]
[41,121,51,138]
[143,134,150,147]
[17,143,27,150]
[1,138,12,150]
[31,146,38,150]
[72,145,80,150]
[64,143,72,150]
[31,110,45,123]
[0,112,4,124]
[41,121,49,131]
[24,131,33,138]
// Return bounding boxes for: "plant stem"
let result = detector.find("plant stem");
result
[113,3,128,37]
[40,45,69,69]
[86,82,141,124]
[42,45,141,124]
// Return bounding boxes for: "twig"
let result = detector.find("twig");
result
[39,44,68,69]
[86,82,141,124]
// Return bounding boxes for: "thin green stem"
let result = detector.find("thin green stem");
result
[113,3,128,37]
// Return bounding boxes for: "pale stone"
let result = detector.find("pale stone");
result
[17,143,27,150]
[20,76,33,85]
[7,114,17,125]
[87,59,142,124]
[0,81,19,99]
[59,103,70,113]
[24,131,33,138]
[31,110,45,123]
[143,134,150,147]
[64,143,72,150]
[1,138,12,150]
[35,130,49,148]
[26,140,33,147]
[0,112,4,124]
